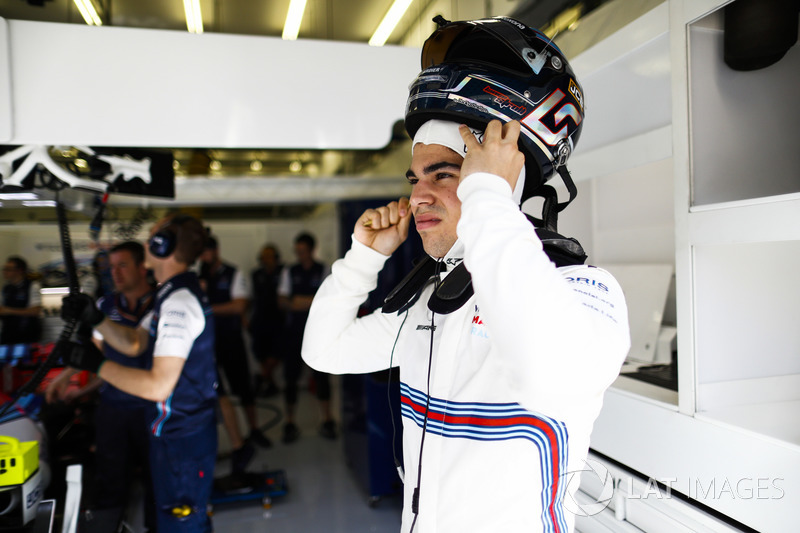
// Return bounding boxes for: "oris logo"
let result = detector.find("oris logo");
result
[566,276,609,292]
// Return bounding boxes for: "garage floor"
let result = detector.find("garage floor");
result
[211,377,403,533]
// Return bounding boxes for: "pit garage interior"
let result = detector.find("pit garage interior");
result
[0,0,798,531]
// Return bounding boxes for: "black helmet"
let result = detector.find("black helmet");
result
[406,16,585,225]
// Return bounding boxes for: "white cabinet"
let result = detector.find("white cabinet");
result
[568,1,800,531]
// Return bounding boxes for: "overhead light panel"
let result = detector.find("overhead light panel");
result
[183,0,204,34]
[369,0,413,46]
[282,0,308,40]
[74,0,102,26]
[0,193,38,200]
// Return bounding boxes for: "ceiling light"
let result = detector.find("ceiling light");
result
[74,0,102,26]
[183,0,203,34]
[22,200,57,207]
[282,0,308,40]
[369,0,413,46]
[0,193,38,200]
[41,287,70,295]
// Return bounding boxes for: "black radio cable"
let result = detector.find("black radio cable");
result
[387,309,410,483]
[0,198,82,418]
[409,258,443,533]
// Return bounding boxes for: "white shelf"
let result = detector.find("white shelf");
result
[591,388,800,532]
[697,401,800,448]
[687,195,800,246]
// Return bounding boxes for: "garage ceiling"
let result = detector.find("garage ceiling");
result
[0,0,599,45]
[0,0,611,215]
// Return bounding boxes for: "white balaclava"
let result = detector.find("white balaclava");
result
[411,119,526,205]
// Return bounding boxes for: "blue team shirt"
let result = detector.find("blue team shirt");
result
[147,272,217,438]
[97,291,155,408]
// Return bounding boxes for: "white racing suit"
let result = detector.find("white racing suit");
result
[303,171,631,532]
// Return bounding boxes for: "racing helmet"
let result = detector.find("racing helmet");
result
[405,16,585,210]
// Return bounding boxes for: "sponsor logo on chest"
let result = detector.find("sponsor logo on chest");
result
[471,305,489,339]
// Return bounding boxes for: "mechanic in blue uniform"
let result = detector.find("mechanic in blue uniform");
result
[47,241,156,529]
[0,256,42,345]
[277,232,334,443]
[249,244,284,398]
[199,235,271,472]
[61,214,217,533]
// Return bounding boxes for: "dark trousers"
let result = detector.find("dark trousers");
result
[93,401,154,528]
[283,321,331,406]
[149,417,217,533]
[215,331,255,406]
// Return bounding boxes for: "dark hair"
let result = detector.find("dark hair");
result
[261,243,280,261]
[110,241,145,265]
[5,256,27,272]
[160,214,206,265]
[205,236,218,250]
[294,232,316,250]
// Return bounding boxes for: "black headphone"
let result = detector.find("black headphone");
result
[148,215,192,259]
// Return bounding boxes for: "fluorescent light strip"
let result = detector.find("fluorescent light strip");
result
[0,193,38,200]
[41,287,70,295]
[183,0,204,34]
[369,0,413,46]
[282,0,308,40]
[74,0,102,26]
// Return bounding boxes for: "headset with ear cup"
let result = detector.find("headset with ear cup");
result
[148,230,175,258]
[148,215,192,259]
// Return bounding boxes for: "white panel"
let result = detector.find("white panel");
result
[569,125,672,183]
[0,18,11,143]
[574,500,644,533]
[694,240,800,383]
[7,20,420,149]
[698,374,800,411]
[683,0,729,25]
[602,264,673,364]
[570,3,669,77]
[698,400,800,446]
[590,157,675,265]
[594,158,674,232]
[593,225,675,265]
[689,26,800,205]
[106,175,412,207]
[570,2,671,156]
[591,389,798,532]
[576,33,671,154]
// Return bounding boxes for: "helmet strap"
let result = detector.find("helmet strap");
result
[526,165,577,232]
[556,165,578,213]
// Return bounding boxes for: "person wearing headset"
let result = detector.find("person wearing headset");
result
[302,17,631,533]
[61,213,217,533]
[46,241,157,530]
